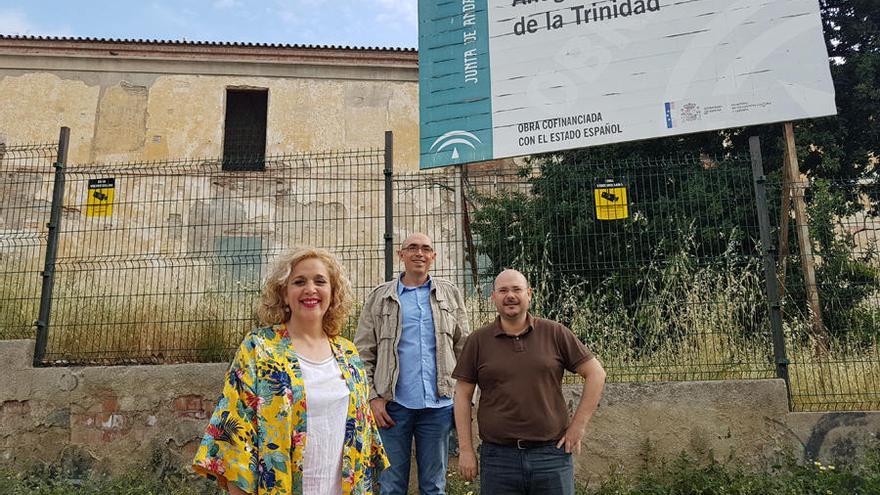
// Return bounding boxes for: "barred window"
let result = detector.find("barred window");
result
[222,89,268,171]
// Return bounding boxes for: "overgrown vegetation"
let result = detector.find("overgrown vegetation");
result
[588,451,880,495]
[0,464,218,495]
[444,447,880,495]
[4,446,879,495]
[783,178,880,346]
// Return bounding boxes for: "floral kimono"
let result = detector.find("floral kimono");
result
[193,325,388,494]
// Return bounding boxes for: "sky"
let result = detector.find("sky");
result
[0,0,418,49]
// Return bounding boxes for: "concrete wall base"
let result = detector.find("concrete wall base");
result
[1,340,878,481]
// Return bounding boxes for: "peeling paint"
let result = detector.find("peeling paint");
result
[90,81,149,162]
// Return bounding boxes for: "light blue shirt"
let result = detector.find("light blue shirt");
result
[394,275,452,409]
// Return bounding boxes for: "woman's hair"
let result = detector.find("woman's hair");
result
[257,247,354,337]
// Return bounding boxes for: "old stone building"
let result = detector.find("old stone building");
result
[0,36,478,361]
[0,35,419,168]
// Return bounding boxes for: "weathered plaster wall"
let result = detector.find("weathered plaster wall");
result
[0,65,419,169]
[568,379,873,479]
[0,72,100,164]
[0,340,224,472]
[2,339,878,480]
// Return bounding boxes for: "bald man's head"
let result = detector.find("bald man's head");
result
[493,269,529,291]
[398,232,436,284]
[400,233,432,250]
[491,269,532,322]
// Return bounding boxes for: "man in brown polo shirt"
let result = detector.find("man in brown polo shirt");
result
[451,269,606,494]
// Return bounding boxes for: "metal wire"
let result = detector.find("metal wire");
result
[768,176,880,411]
[42,150,385,364]
[0,143,58,339]
[463,156,775,385]
[0,139,878,412]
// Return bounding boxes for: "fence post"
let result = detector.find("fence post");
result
[384,131,394,282]
[34,126,70,367]
[749,136,791,399]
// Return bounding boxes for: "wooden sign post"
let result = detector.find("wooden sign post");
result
[782,122,826,350]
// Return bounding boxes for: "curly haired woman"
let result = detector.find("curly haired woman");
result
[194,247,388,494]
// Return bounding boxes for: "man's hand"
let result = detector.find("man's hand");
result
[458,448,478,481]
[370,398,395,429]
[556,420,586,454]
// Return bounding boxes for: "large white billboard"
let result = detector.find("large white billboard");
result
[418,0,837,169]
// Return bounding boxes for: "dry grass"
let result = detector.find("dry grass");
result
[39,280,257,364]
[523,245,879,412]
[0,267,41,340]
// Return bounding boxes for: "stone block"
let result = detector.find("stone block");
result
[0,341,35,372]
[566,379,793,478]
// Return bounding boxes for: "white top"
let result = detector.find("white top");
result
[299,354,350,495]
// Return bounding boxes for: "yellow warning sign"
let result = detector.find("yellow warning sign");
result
[86,178,115,217]
[594,179,629,221]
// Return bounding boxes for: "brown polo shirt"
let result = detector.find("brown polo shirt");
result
[451,315,594,445]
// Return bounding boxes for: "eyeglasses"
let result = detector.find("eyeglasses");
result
[403,245,434,254]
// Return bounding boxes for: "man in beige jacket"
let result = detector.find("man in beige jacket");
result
[355,232,470,495]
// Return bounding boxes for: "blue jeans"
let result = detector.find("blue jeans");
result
[479,442,575,495]
[378,402,453,495]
